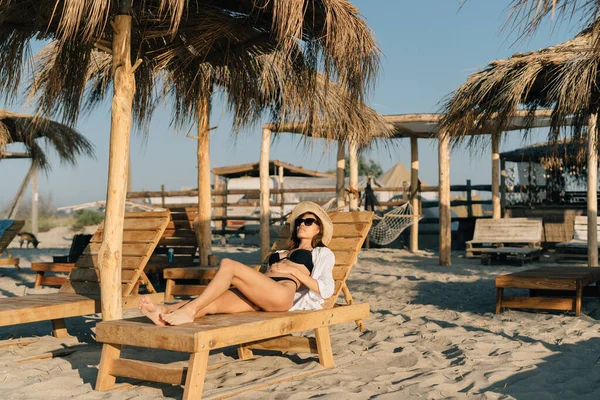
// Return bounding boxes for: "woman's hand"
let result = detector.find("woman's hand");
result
[269,260,299,275]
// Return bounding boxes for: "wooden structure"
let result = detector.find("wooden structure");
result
[480,247,541,266]
[163,211,373,325]
[31,234,93,288]
[0,212,169,337]
[94,211,373,398]
[556,216,600,262]
[465,218,543,258]
[0,220,25,269]
[495,266,600,316]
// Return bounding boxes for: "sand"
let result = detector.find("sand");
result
[2,235,600,399]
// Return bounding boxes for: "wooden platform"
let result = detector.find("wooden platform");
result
[95,303,370,399]
[480,247,541,266]
[495,266,600,315]
[466,218,543,258]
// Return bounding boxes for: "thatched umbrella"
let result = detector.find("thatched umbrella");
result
[0,109,94,224]
[0,1,384,320]
[440,23,600,266]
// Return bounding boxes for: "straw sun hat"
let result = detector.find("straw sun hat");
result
[289,201,333,245]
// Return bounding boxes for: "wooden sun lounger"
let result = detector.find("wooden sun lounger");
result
[466,217,543,259]
[95,211,374,399]
[556,216,600,262]
[0,212,170,338]
[0,220,25,269]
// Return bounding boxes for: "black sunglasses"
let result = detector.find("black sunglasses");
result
[295,217,319,227]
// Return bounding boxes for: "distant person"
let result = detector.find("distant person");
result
[139,201,335,326]
[17,232,40,249]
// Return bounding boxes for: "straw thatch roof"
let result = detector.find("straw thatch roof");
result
[0,109,94,170]
[439,22,600,146]
[500,137,590,170]
[1,1,390,144]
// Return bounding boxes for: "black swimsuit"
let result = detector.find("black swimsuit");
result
[268,249,314,289]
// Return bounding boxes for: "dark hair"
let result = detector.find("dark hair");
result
[286,213,326,249]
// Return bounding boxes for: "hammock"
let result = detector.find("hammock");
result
[369,202,422,245]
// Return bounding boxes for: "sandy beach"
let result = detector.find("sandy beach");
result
[2,235,600,399]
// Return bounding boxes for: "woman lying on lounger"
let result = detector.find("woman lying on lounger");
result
[139,201,335,326]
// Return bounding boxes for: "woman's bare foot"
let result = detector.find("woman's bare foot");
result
[138,296,168,326]
[160,306,197,326]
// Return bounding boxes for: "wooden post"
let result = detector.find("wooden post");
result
[410,137,419,252]
[438,134,451,266]
[466,179,473,218]
[99,10,136,322]
[588,113,598,267]
[500,159,507,218]
[195,96,212,267]
[337,140,346,209]
[214,175,226,245]
[160,184,165,208]
[492,132,501,219]
[6,163,35,219]
[278,165,285,221]
[260,128,272,262]
[32,166,38,236]
[349,139,359,211]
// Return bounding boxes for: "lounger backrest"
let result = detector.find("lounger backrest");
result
[0,220,25,253]
[573,216,600,241]
[472,218,543,243]
[271,211,374,309]
[147,207,198,270]
[59,211,171,296]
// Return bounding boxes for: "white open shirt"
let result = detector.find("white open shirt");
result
[268,247,336,311]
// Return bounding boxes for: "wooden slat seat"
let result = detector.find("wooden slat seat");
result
[0,212,170,338]
[95,211,374,399]
[0,220,25,269]
[556,216,600,262]
[465,218,543,258]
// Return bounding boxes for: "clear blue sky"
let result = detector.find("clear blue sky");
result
[0,1,583,208]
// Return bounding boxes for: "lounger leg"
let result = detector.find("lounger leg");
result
[237,345,254,360]
[96,343,122,391]
[341,283,365,332]
[314,327,334,369]
[51,318,71,339]
[575,282,583,316]
[495,288,503,314]
[34,272,44,288]
[165,278,175,302]
[183,351,209,400]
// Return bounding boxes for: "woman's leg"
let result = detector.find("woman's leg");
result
[160,258,295,325]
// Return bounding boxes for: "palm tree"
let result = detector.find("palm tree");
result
[0,0,387,320]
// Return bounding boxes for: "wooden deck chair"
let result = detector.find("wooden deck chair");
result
[94,211,373,399]
[0,219,25,269]
[0,212,170,338]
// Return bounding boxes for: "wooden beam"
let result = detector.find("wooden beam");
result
[100,13,135,321]
[500,158,507,218]
[438,133,451,266]
[588,113,598,267]
[278,165,285,218]
[260,128,272,262]
[410,137,419,252]
[348,139,359,211]
[195,95,212,267]
[337,140,346,208]
[492,132,501,219]
[6,162,35,219]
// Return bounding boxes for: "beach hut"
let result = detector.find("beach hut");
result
[440,22,600,266]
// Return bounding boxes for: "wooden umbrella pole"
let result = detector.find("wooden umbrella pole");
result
[410,137,419,252]
[336,140,346,208]
[491,132,501,219]
[260,128,272,262]
[99,12,136,321]
[349,138,359,211]
[438,134,451,266]
[588,112,598,267]
[196,96,212,266]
